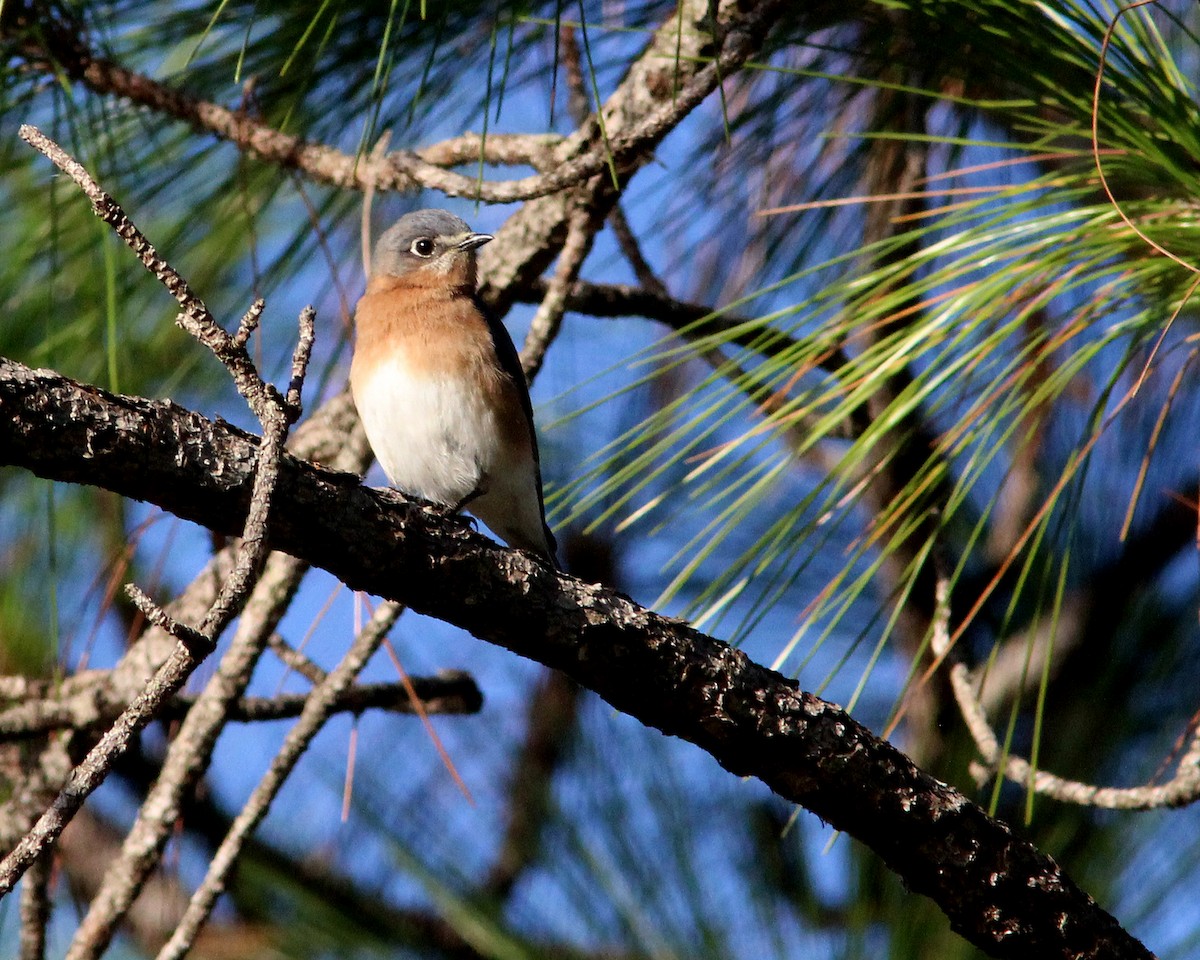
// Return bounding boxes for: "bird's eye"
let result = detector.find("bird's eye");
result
[410,237,435,258]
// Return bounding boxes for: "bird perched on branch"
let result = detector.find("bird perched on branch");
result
[350,208,558,566]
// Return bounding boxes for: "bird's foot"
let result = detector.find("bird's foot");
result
[451,484,486,513]
[424,500,479,532]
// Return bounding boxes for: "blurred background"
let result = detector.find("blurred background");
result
[3,0,1200,956]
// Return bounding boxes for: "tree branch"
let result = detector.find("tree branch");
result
[1,127,316,905]
[216,674,483,721]
[18,125,287,424]
[0,673,481,740]
[8,1,780,203]
[520,203,604,381]
[931,581,1200,810]
[478,0,787,316]
[512,277,824,365]
[0,357,1154,960]
[17,849,50,960]
[65,553,309,960]
[155,601,403,960]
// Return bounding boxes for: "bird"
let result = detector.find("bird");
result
[350,208,558,566]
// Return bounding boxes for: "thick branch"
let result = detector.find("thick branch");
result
[0,358,1153,959]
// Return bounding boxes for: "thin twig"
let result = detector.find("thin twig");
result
[512,276,833,366]
[0,130,315,910]
[361,131,393,282]
[155,601,404,960]
[267,634,328,685]
[195,410,286,637]
[219,675,483,721]
[932,573,1200,809]
[233,298,265,348]
[63,555,309,960]
[607,205,669,298]
[0,672,479,739]
[0,634,213,896]
[18,124,279,421]
[15,6,779,203]
[559,24,592,128]
[124,585,210,653]
[285,306,316,420]
[520,204,602,381]
[18,849,51,960]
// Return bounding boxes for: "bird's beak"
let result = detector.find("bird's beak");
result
[456,232,493,252]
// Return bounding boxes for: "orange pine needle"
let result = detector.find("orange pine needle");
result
[341,719,358,823]
[383,638,475,805]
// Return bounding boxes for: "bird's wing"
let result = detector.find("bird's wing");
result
[478,299,559,560]
[480,304,537,449]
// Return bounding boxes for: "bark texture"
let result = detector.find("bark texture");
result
[0,357,1153,960]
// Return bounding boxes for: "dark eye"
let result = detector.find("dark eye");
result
[410,237,435,258]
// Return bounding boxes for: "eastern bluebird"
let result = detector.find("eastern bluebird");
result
[350,209,558,565]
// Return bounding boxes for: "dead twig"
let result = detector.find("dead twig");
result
[13,7,777,203]
[18,849,51,960]
[932,574,1200,810]
[0,128,315,908]
[521,203,603,381]
[63,555,310,960]
[155,601,404,960]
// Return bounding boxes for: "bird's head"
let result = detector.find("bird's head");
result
[370,209,492,291]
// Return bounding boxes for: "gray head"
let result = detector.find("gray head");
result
[371,209,492,282]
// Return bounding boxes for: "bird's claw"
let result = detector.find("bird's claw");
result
[451,485,486,513]
[424,501,478,532]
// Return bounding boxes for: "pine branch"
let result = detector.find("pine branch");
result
[0,356,1155,960]
[6,0,782,203]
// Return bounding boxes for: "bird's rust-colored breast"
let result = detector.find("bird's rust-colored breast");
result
[353,278,489,375]
[350,277,532,454]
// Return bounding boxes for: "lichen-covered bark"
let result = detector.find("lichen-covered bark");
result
[0,357,1154,959]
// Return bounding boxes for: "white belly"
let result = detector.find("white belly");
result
[352,357,501,506]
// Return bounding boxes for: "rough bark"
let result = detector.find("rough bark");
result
[0,357,1154,960]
